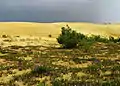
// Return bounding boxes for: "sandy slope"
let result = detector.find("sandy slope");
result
[0,22,120,38]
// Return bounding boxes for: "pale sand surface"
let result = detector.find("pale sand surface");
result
[0,22,120,38]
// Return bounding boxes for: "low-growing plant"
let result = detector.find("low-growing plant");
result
[87,64,102,73]
[3,39,12,42]
[48,34,52,38]
[15,35,20,37]
[112,65,120,71]
[37,82,46,86]
[109,36,120,43]
[57,27,79,48]
[1,34,9,38]
[78,38,94,51]
[31,65,52,74]
[72,57,87,64]
[57,26,120,49]
[52,80,63,86]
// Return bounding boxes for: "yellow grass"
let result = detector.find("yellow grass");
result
[0,69,31,83]
[0,22,120,38]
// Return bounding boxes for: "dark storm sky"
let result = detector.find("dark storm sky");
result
[0,0,120,23]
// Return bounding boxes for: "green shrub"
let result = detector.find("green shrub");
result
[109,36,115,43]
[77,32,86,41]
[32,65,52,74]
[52,80,63,86]
[109,36,120,43]
[37,82,46,86]
[87,64,102,72]
[57,27,80,48]
[87,35,109,43]
[57,26,120,49]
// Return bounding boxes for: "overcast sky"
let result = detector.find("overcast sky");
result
[0,0,120,23]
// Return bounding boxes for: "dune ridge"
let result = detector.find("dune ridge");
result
[0,22,120,38]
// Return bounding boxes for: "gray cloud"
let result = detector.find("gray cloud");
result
[0,0,120,23]
[97,0,120,23]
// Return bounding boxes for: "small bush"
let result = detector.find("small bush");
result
[15,36,20,37]
[3,39,12,42]
[87,64,102,72]
[31,65,52,74]
[57,27,83,48]
[86,35,109,43]
[37,82,46,86]
[48,34,52,38]
[57,26,96,49]
[109,36,116,43]
[57,26,120,49]
[52,80,63,86]
[109,36,120,43]
[1,34,9,38]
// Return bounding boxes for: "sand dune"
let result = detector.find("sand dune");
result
[0,22,120,38]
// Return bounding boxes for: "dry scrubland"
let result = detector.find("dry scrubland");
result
[0,22,120,86]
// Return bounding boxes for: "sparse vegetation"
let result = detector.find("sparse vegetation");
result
[1,34,9,38]
[0,25,120,85]
[57,26,120,49]
[48,34,52,38]
[0,39,119,85]
[31,65,53,74]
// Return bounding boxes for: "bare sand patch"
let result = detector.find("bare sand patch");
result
[0,22,120,38]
